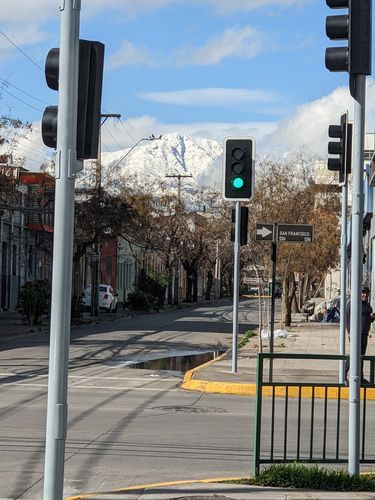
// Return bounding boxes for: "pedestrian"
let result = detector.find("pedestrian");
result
[345,285,375,385]
[326,304,340,323]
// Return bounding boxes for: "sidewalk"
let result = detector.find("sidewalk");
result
[181,319,375,397]
[65,479,375,499]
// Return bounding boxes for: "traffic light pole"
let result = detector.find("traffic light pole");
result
[269,242,277,382]
[348,74,366,476]
[339,179,348,385]
[43,2,80,499]
[232,201,241,373]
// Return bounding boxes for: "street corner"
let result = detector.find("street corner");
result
[180,349,257,396]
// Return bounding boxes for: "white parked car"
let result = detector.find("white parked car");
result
[81,284,118,312]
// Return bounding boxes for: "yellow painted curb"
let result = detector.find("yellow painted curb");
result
[181,353,375,399]
[182,377,375,399]
[65,477,246,499]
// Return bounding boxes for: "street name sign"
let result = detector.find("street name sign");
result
[276,224,314,243]
[255,223,274,241]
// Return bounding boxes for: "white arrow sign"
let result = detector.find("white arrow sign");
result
[257,226,272,238]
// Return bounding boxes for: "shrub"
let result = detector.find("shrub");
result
[224,464,375,492]
[19,279,51,325]
[137,270,168,307]
[126,290,156,311]
[238,330,257,348]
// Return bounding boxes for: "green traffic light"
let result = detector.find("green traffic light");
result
[232,177,244,189]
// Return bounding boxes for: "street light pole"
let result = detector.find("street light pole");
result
[102,134,162,189]
[91,113,121,317]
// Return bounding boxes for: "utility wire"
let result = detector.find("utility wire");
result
[0,76,50,105]
[103,123,124,151]
[0,30,44,72]
[0,86,43,112]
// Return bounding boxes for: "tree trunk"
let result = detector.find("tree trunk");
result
[282,273,297,327]
[193,271,198,302]
[205,270,213,300]
[167,271,173,305]
[186,275,193,302]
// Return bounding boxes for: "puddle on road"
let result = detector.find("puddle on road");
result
[127,350,225,375]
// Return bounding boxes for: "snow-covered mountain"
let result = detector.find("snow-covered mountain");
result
[99,133,223,200]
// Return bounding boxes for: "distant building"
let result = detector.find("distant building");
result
[0,165,54,311]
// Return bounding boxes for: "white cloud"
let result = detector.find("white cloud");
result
[25,80,375,173]
[139,87,281,107]
[0,1,55,23]
[100,115,276,151]
[172,26,263,65]
[104,79,375,158]
[0,0,309,28]
[260,86,355,156]
[195,0,311,14]
[107,41,155,69]
[260,79,375,157]
[0,24,48,61]
[108,25,263,70]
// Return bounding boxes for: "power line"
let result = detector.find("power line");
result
[103,123,125,151]
[0,76,50,105]
[0,30,44,72]
[102,136,162,188]
[165,174,193,204]
[0,85,44,112]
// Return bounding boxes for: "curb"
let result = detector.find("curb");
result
[181,351,375,400]
[65,477,246,500]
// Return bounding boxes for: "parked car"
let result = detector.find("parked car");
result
[81,284,118,312]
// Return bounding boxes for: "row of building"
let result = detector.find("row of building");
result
[0,165,220,312]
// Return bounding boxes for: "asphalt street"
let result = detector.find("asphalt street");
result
[0,299,258,499]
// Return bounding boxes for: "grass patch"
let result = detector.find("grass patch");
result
[238,330,257,348]
[223,464,375,491]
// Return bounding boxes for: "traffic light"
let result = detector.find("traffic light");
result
[325,0,372,78]
[41,40,105,160]
[77,41,105,160]
[42,48,59,149]
[327,111,352,186]
[231,207,249,246]
[223,137,255,201]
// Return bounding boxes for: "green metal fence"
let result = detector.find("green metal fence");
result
[253,353,375,476]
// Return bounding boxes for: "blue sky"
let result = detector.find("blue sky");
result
[0,0,374,169]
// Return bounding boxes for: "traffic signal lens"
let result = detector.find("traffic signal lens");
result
[232,162,244,175]
[232,148,244,160]
[232,177,244,189]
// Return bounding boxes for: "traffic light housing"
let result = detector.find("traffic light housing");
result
[230,206,248,246]
[223,137,255,201]
[325,0,371,82]
[327,111,352,186]
[41,40,105,160]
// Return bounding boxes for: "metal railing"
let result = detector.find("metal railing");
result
[253,353,375,476]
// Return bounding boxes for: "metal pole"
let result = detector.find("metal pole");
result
[339,181,348,384]
[269,242,277,382]
[43,1,80,499]
[348,74,366,476]
[232,201,241,373]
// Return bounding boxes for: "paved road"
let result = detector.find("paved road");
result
[0,300,258,499]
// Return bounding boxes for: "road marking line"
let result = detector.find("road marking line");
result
[68,374,178,382]
[0,382,179,391]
